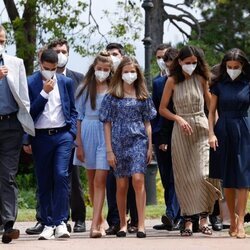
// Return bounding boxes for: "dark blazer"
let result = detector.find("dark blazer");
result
[27,71,77,138]
[151,74,174,145]
[66,68,84,93]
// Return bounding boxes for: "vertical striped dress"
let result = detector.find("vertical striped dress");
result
[172,75,220,216]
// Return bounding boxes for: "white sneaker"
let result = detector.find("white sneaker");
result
[55,222,70,238]
[38,226,55,240]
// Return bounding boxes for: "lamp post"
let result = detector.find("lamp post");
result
[142,0,154,89]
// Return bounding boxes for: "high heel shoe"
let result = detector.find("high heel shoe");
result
[90,228,102,238]
[229,214,238,238]
[116,230,126,237]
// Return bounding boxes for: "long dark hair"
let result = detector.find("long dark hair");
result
[109,56,149,100]
[211,48,250,86]
[76,51,113,109]
[169,45,210,83]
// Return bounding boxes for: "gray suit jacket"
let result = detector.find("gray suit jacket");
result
[2,53,35,136]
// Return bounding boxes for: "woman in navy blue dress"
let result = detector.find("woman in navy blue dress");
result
[100,57,156,238]
[208,48,250,239]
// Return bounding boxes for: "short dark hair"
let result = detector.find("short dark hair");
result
[40,49,58,64]
[163,48,179,62]
[48,38,69,52]
[106,43,125,56]
[155,43,170,55]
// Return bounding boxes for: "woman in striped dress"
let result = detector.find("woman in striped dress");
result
[159,45,220,236]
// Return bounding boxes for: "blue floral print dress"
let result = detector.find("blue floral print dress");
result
[99,94,156,178]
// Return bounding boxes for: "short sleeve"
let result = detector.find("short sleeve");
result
[75,91,87,121]
[210,84,219,96]
[99,94,114,122]
[142,97,157,122]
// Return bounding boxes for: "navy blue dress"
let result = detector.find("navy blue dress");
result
[209,76,250,188]
[99,94,156,178]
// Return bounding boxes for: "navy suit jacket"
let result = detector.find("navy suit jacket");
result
[66,68,84,93]
[27,71,77,138]
[151,74,174,145]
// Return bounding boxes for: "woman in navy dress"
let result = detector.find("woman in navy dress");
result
[100,57,156,238]
[209,48,250,239]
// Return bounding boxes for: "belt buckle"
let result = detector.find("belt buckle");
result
[48,129,56,135]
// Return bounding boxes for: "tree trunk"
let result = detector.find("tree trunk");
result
[3,0,37,75]
[148,0,165,54]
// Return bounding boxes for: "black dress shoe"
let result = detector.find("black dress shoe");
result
[25,222,44,235]
[136,231,146,238]
[105,225,120,235]
[209,216,223,231]
[161,214,174,230]
[73,221,86,233]
[153,223,172,231]
[128,224,138,234]
[2,228,20,244]
[116,230,126,237]
[244,212,250,223]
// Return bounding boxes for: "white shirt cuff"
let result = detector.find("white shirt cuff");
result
[40,90,49,99]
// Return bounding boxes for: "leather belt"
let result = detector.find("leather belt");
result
[35,126,68,136]
[0,112,17,121]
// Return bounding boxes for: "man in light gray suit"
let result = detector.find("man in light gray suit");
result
[0,25,34,244]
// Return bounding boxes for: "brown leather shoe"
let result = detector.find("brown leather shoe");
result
[2,228,20,244]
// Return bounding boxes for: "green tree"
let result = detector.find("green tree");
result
[185,0,250,55]
[1,0,143,74]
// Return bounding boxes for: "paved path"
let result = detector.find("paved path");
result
[1,220,250,250]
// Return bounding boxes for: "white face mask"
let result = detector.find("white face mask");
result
[41,70,56,80]
[122,72,137,85]
[95,70,110,82]
[0,44,5,55]
[157,58,166,72]
[182,63,197,76]
[227,68,242,80]
[111,55,121,71]
[57,52,68,68]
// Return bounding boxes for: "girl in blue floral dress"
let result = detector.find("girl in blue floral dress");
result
[99,57,156,238]
[74,52,112,238]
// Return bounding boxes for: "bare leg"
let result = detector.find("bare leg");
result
[116,177,129,232]
[132,173,146,232]
[91,170,108,230]
[87,170,95,205]
[236,188,248,238]
[224,188,237,235]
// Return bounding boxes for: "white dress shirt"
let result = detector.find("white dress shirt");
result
[35,75,66,129]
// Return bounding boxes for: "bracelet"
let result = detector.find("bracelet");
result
[106,150,113,153]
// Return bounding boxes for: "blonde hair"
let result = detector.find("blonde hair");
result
[109,56,149,100]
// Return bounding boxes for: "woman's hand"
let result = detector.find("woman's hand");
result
[107,151,117,169]
[159,144,168,152]
[147,148,152,164]
[177,116,193,135]
[209,134,218,151]
[76,145,85,162]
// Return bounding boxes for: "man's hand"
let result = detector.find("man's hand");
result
[43,79,55,93]
[0,65,8,79]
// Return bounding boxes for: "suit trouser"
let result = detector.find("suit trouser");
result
[68,151,86,222]
[35,150,86,223]
[154,144,180,220]
[31,131,73,226]
[0,116,23,226]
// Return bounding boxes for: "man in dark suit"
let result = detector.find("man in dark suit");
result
[25,39,86,235]
[151,45,182,231]
[25,49,77,240]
